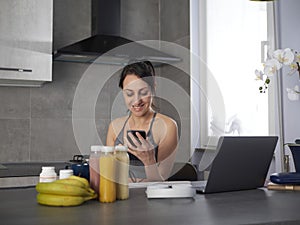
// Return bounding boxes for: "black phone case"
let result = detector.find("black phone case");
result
[127,130,146,147]
[127,130,146,139]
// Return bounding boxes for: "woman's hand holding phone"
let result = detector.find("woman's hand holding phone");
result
[125,130,156,166]
[127,130,146,146]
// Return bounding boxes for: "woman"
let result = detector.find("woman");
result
[106,61,178,181]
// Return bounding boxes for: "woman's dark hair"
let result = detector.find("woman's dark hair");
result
[119,60,156,93]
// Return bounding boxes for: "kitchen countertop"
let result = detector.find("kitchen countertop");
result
[0,162,69,178]
[1,187,300,225]
[0,162,70,188]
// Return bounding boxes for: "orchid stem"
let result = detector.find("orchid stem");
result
[297,62,300,80]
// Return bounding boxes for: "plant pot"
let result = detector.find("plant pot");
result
[288,144,300,172]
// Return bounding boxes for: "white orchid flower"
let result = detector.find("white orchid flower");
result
[288,62,299,75]
[263,58,282,76]
[255,69,264,80]
[273,48,294,65]
[256,48,300,96]
[286,85,300,101]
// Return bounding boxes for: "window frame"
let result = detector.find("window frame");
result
[190,0,283,171]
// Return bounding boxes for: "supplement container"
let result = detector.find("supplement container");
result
[89,145,102,195]
[99,146,116,203]
[39,166,57,183]
[59,169,74,179]
[115,145,129,200]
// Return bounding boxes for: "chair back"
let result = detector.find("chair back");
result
[167,162,197,181]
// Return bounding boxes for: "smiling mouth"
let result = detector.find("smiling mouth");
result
[131,102,145,110]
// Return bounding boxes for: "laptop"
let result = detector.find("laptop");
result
[195,136,278,194]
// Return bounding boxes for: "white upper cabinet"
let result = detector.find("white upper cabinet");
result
[0,0,53,87]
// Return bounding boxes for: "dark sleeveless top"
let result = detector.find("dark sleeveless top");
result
[114,112,158,179]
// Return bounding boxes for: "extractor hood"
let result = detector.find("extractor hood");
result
[53,0,181,66]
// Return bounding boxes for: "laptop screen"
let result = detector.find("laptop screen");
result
[203,136,278,193]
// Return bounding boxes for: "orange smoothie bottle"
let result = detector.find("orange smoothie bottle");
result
[99,146,116,203]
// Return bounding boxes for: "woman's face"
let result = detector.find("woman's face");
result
[122,74,153,117]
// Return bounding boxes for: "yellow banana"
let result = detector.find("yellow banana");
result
[87,187,96,195]
[54,178,87,189]
[54,179,96,195]
[36,182,94,197]
[68,175,90,188]
[37,193,96,207]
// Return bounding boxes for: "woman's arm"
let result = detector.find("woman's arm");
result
[127,116,178,181]
[106,121,117,146]
[152,118,178,180]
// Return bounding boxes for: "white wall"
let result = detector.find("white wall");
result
[276,0,300,171]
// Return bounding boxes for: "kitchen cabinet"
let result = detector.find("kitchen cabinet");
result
[0,0,53,87]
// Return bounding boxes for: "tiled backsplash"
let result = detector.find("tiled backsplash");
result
[0,0,190,164]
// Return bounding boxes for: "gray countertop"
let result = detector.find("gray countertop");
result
[1,187,300,225]
[0,162,70,188]
[0,162,69,178]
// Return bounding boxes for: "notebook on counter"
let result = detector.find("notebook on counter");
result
[194,136,278,194]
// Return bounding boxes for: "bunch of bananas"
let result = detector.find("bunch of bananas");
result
[36,175,97,207]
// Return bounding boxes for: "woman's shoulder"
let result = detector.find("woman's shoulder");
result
[155,112,177,128]
[152,112,178,144]
[110,115,128,124]
[109,116,129,133]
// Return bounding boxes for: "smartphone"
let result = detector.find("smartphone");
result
[127,130,146,147]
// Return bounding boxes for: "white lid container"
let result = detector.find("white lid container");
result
[39,166,57,183]
[91,145,102,152]
[115,145,128,151]
[101,146,114,153]
[59,169,74,179]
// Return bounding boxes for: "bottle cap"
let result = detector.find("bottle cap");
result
[91,145,102,152]
[115,145,128,152]
[100,146,114,153]
[41,166,55,171]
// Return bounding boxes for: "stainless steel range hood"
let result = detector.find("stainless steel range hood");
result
[53,0,180,66]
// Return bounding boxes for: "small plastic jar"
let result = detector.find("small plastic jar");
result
[59,169,74,179]
[39,166,57,183]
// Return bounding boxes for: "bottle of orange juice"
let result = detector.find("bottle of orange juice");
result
[99,146,116,203]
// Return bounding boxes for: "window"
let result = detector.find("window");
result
[190,0,276,148]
